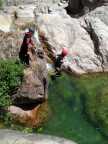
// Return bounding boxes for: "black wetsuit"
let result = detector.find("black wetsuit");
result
[19,34,29,65]
[54,54,63,71]
[51,54,63,80]
[19,32,33,65]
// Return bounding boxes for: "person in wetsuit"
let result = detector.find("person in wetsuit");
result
[51,48,68,80]
[19,28,35,65]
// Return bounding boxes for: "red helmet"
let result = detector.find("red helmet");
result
[61,48,68,57]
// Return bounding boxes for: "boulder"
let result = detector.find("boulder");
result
[0,25,48,126]
[82,16,108,71]
[0,29,48,110]
[36,12,102,74]
[79,5,108,72]
[0,129,77,144]
[12,48,48,109]
[8,102,49,127]
[1,3,108,75]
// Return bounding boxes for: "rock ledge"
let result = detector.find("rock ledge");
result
[0,129,77,144]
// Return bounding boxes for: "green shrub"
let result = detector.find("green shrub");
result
[0,59,24,108]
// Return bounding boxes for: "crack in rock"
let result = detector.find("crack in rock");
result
[81,18,105,71]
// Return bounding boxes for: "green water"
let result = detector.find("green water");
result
[1,73,108,144]
[37,73,108,144]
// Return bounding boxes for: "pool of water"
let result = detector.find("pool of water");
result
[1,73,108,144]
[38,73,108,144]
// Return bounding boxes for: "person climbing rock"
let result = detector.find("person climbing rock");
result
[19,28,35,65]
[51,48,68,80]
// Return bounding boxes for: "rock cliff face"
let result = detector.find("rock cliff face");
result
[36,12,102,74]
[34,2,108,74]
[1,0,108,75]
